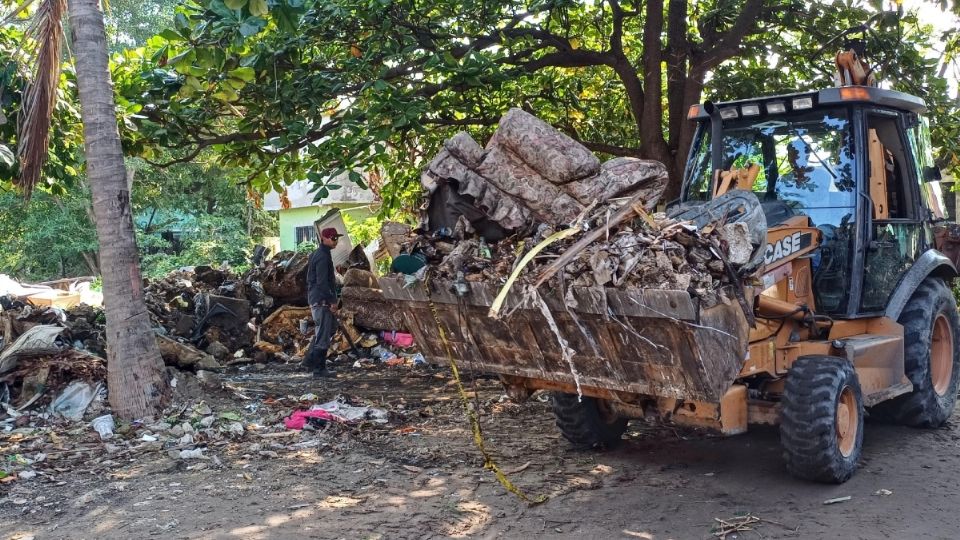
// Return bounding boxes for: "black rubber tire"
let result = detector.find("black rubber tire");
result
[550,392,628,449]
[874,277,960,427]
[781,355,864,483]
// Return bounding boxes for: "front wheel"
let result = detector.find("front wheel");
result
[550,392,627,449]
[780,356,864,483]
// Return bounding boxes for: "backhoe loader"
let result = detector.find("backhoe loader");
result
[371,33,960,483]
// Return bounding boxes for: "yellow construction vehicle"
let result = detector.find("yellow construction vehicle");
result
[373,30,960,483]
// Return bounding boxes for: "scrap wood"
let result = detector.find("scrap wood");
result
[156,335,213,369]
[504,461,531,474]
[259,305,311,343]
[712,514,761,539]
[532,188,661,289]
[712,514,797,538]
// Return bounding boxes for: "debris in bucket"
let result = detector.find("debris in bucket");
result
[381,108,766,309]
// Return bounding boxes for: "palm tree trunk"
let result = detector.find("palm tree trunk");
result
[67,0,169,419]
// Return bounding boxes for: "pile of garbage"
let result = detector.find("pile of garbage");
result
[383,108,763,307]
[0,249,421,430]
[0,389,396,489]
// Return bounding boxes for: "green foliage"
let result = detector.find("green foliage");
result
[105,0,179,50]
[342,208,415,247]
[112,0,960,216]
[114,0,807,210]
[131,155,276,277]
[295,241,317,254]
[0,26,85,192]
[138,211,254,277]
[5,0,960,285]
[341,214,379,248]
[0,188,98,281]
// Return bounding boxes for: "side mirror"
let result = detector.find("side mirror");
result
[923,166,942,182]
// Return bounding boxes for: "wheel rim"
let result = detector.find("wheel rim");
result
[836,385,858,458]
[931,314,954,397]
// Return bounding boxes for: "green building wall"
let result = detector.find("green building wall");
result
[277,204,375,251]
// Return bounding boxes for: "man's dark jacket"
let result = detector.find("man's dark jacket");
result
[307,244,336,305]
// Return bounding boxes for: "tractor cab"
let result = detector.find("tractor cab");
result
[680,86,954,318]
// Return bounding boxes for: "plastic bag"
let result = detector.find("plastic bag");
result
[49,381,101,421]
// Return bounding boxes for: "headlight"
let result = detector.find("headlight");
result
[766,101,786,114]
[720,108,739,120]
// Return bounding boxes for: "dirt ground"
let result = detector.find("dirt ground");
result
[3,359,960,540]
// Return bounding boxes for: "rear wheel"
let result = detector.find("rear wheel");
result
[781,355,863,483]
[550,392,627,448]
[877,277,960,426]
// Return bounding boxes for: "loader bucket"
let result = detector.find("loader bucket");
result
[380,277,752,403]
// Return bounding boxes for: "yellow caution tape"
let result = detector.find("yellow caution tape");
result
[425,294,547,505]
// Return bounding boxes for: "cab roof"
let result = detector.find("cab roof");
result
[690,86,926,120]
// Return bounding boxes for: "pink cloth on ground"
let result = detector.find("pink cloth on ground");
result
[381,331,414,348]
[284,409,337,430]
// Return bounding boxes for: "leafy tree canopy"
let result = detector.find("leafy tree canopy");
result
[112,0,960,211]
[0,25,85,194]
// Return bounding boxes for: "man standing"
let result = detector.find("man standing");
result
[303,227,342,378]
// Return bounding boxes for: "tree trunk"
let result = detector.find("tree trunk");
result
[664,67,707,202]
[633,0,677,202]
[67,0,169,419]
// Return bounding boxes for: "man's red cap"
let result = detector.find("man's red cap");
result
[321,227,343,240]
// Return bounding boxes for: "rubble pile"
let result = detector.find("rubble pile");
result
[243,251,311,306]
[385,108,761,305]
[140,255,330,367]
[0,248,423,431]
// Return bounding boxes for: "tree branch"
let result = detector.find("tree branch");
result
[511,49,616,72]
[695,0,765,71]
[423,116,499,127]
[608,0,626,55]
[576,140,642,157]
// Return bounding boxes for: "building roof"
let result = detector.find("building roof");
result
[263,172,376,211]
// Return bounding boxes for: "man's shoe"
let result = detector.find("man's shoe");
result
[313,368,337,378]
